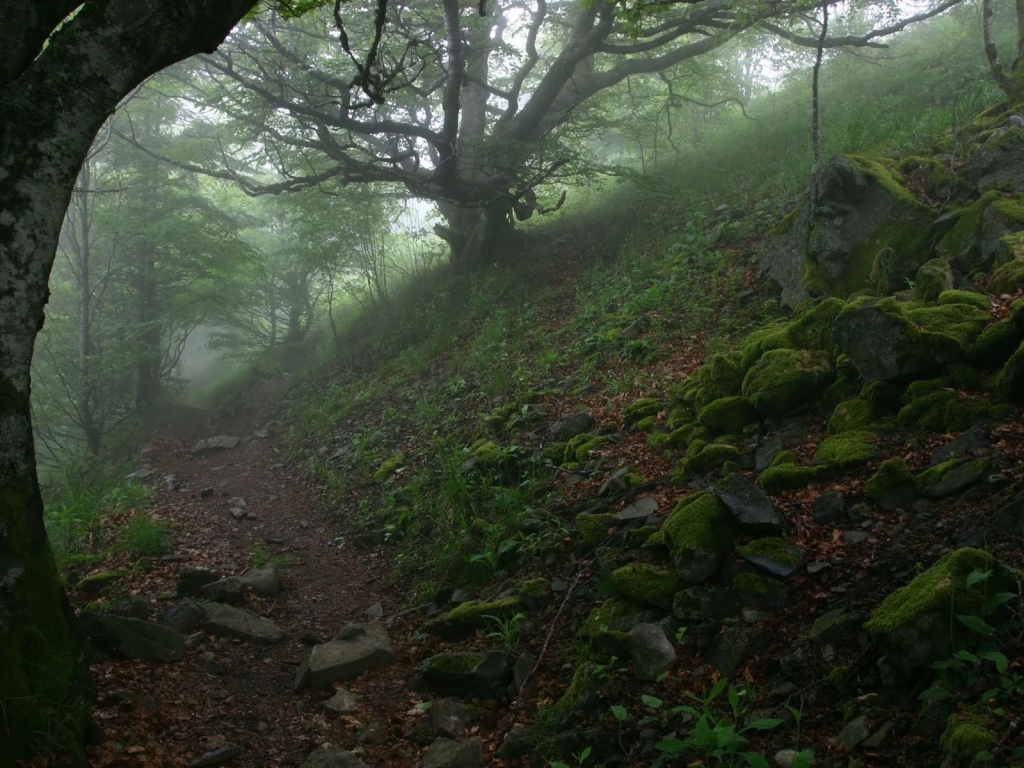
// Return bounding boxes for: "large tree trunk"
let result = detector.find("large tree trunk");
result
[435,200,519,270]
[0,1,254,762]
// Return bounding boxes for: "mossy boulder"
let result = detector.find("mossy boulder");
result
[988,258,1024,295]
[418,651,512,699]
[861,380,903,412]
[574,513,614,547]
[472,441,502,466]
[373,453,404,482]
[758,455,827,493]
[736,538,805,578]
[684,442,741,474]
[864,548,1016,675]
[905,303,990,347]
[995,339,1024,399]
[833,298,963,382]
[77,569,127,597]
[564,433,605,464]
[611,563,683,609]
[694,353,745,408]
[580,598,642,637]
[934,191,1024,275]
[623,398,661,426]
[730,572,786,609]
[970,318,1024,367]
[814,430,875,468]
[913,457,991,499]
[828,398,874,434]
[912,261,953,307]
[940,711,995,768]
[865,457,915,510]
[738,298,846,370]
[742,348,834,416]
[518,578,552,611]
[424,598,522,639]
[662,493,736,585]
[697,396,758,436]
[938,290,990,311]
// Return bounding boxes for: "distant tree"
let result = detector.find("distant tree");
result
[983,0,1024,104]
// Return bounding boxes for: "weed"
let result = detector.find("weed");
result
[483,611,526,651]
[117,514,173,557]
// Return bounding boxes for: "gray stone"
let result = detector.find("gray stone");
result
[202,602,284,644]
[365,601,384,619]
[809,608,862,645]
[836,714,871,750]
[841,531,871,544]
[599,467,633,496]
[187,744,241,768]
[705,626,758,676]
[918,458,990,499]
[197,651,226,676]
[304,621,396,690]
[193,436,240,453]
[163,474,180,491]
[176,567,221,598]
[239,564,282,598]
[994,496,1024,536]
[548,412,595,443]
[126,469,153,481]
[495,727,534,760]
[80,612,185,663]
[421,737,483,768]
[201,576,247,605]
[930,426,989,466]
[324,688,361,715]
[359,722,387,745]
[106,595,152,619]
[417,651,513,699]
[740,541,805,578]
[614,497,659,523]
[966,126,1024,192]
[715,474,786,534]
[673,587,742,622]
[227,496,247,512]
[775,749,798,768]
[513,651,537,693]
[298,748,368,768]
[629,623,676,681]
[159,599,206,633]
[755,438,783,473]
[431,697,468,739]
[812,492,846,525]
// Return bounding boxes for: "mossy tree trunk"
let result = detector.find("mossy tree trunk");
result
[983,0,1024,106]
[0,1,255,762]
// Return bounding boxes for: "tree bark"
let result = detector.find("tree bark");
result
[0,1,255,761]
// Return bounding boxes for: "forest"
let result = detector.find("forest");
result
[3,0,1024,766]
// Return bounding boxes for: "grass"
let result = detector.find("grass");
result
[116,513,173,557]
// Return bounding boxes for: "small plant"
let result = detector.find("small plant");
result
[591,655,627,681]
[483,611,526,651]
[117,513,173,557]
[550,745,592,768]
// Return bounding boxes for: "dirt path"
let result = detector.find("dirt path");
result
[85,375,430,768]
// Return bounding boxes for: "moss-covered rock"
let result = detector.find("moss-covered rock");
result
[940,711,995,767]
[540,443,567,463]
[912,258,954,303]
[758,462,827,493]
[861,380,903,412]
[695,353,745,407]
[424,597,522,639]
[697,396,758,436]
[913,457,991,499]
[623,398,661,426]
[665,424,695,448]
[632,416,656,432]
[665,405,693,430]
[611,563,683,609]
[564,433,605,464]
[662,493,736,585]
[828,398,874,434]
[970,318,1024,367]
[995,339,1024,399]
[738,299,846,370]
[938,290,990,311]
[373,453,405,482]
[736,537,804,578]
[814,430,875,468]
[557,663,601,714]
[730,572,787,608]
[77,569,127,597]
[988,257,1024,295]
[580,598,641,637]
[575,513,614,547]
[742,348,834,416]
[905,303,990,347]
[898,390,990,433]
[685,442,741,475]
[864,548,1016,675]
[947,363,984,392]
[473,441,502,466]
[864,457,915,510]
[518,578,552,612]
[833,298,964,382]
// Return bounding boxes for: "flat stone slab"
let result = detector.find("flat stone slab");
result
[304,621,396,690]
[715,474,786,533]
[81,611,184,662]
[202,602,284,644]
[299,748,368,768]
[421,737,483,768]
[614,497,659,522]
[193,436,241,453]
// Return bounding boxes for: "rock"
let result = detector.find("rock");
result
[126,468,153,481]
[495,727,534,760]
[192,436,241,453]
[742,349,834,417]
[755,438,783,473]
[107,596,152,620]
[365,601,384,619]
[417,651,513,699]
[187,744,241,768]
[629,623,677,681]
[298,748,368,768]
[809,608,862,646]
[77,570,125,597]
[227,497,247,512]
[812,492,846,525]
[159,599,207,633]
[994,495,1024,536]
[841,531,871,545]
[673,586,742,622]
[202,603,285,644]
[303,621,396,690]
[836,715,871,750]
[107,688,159,713]
[421,737,483,768]
[930,426,989,466]
[598,466,634,496]
[715,474,786,534]
[736,538,805,578]
[199,487,215,499]
[359,722,388,745]
[201,576,247,605]
[612,563,681,609]
[966,125,1024,192]
[865,457,916,510]
[914,457,990,499]
[163,474,180,491]
[239,564,282,598]
[547,412,595,443]
[197,651,226,676]
[424,598,521,640]
[324,688,361,715]
[862,720,895,749]
[663,492,737,585]
[431,697,468,738]
[518,579,552,612]
[513,651,536,693]
[731,572,787,609]
[705,626,758,676]
[614,496,659,523]
[80,612,185,663]
[176,567,221,598]
[619,313,651,341]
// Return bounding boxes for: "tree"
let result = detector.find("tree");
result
[983,0,1024,104]
[0,1,258,760]
[148,0,964,269]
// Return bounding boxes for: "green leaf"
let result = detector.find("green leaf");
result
[745,718,784,731]
[956,614,996,637]
[641,694,663,709]
[728,684,740,717]
[708,677,729,703]
[966,568,992,586]
[981,651,1009,674]
[983,592,1016,612]
[579,746,592,761]
[918,686,950,702]
[955,649,981,664]
[610,704,627,722]
[654,739,686,754]
[741,753,771,768]
[792,749,816,768]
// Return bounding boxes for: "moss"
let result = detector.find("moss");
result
[575,513,614,547]
[633,416,656,432]
[864,548,1015,652]
[913,458,991,496]
[814,430,875,468]
[995,339,1024,399]
[769,451,796,468]
[473,441,502,466]
[626,525,659,549]
[422,651,487,674]
[861,380,903,411]
[997,230,1024,266]
[770,196,807,236]
[623,398,661,424]
[936,192,1001,271]
[758,463,826,493]
[540,443,567,463]
[970,319,1023,367]
[642,530,666,548]
[372,453,404,482]
[897,390,987,432]
[697,353,745,405]
[580,598,639,637]
[865,457,913,502]
[662,493,735,553]
[686,443,741,474]
[899,156,957,198]
[938,290,990,311]
[988,258,1024,295]
[557,663,600,714]
[564,433,605,464]
[787,297,848,354]
[947,363,984,392]
[904,377,951,402]
[612,563,682,609]
[436,597,521,629]
[828,398,873,435]
[665,405,693,430]
[665,425,694,448]
[940,712,995,767]
[697,396,758,436]
[519,578,551,600]
[736,538,799,567]
[623,473,644,487]
[648,431,670,448]
[742,348,834,416]
[732,572,775,595]
[905,303,990,348]
[913,259,954,303]
[739,324,792,370]
[76,569,126,594]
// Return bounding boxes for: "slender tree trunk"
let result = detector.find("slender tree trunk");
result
[0,2,254,761]
[135,243,162,424]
